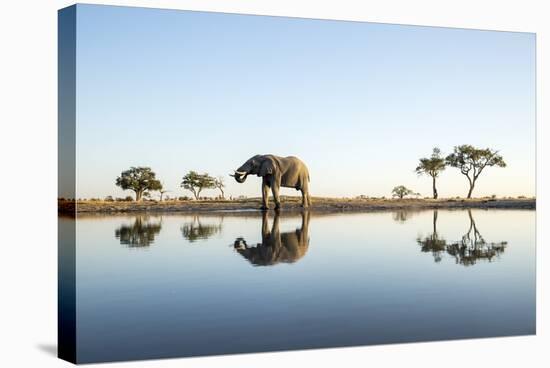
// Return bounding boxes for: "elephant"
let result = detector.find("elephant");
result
[231,154,311,210]
[233,211,310,266]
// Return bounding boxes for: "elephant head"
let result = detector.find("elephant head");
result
[230,155,276,183]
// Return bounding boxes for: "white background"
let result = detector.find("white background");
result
[0,0,547,367]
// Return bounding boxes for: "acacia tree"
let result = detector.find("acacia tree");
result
[115,167,162,201]
[392,185,415,199]
[154,182,170,201]
[158,189,170,201]
[415,147,446,199]
[445,145,506,198]
[181,171,215,200]
[214,176,226,199]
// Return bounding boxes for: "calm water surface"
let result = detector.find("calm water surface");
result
[62,209,535,363]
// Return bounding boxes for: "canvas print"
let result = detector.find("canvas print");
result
[58,4,536,364]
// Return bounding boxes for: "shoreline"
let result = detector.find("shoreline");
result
[59,197,536,214]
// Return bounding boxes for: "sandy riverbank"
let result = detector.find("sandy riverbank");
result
[58,197,535,214]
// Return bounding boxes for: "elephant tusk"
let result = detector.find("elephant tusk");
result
[234,171,247,176]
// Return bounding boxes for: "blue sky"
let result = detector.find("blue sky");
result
[72,4,535,199]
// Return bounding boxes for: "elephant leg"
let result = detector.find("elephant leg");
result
[300,177,311,207]
[301,189,307,207]
[272,183,281,209]
[261,179,270,210]
[300,186,311,208]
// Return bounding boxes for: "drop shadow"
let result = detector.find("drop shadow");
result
[36,343,57,357]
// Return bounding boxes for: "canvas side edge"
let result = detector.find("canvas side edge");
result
[58,4,77,364]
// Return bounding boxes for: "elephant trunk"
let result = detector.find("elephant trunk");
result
[232,170,248,183]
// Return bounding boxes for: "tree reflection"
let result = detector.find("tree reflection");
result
[115,216,162,248]
[233,211,310,266]
[393,210,413,224]
[417,210,507,266]
[416,210,446,262]
[446,210,507,266]
[181,216,223,242]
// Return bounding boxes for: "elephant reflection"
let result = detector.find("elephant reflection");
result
[115,216,162,247]
[181,216,223,242]
[417,210,506,266]
[233,211,310,266]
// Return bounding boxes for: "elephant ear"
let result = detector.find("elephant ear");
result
[259,158,275,177]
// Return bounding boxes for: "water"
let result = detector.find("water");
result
[60,209,536,363]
